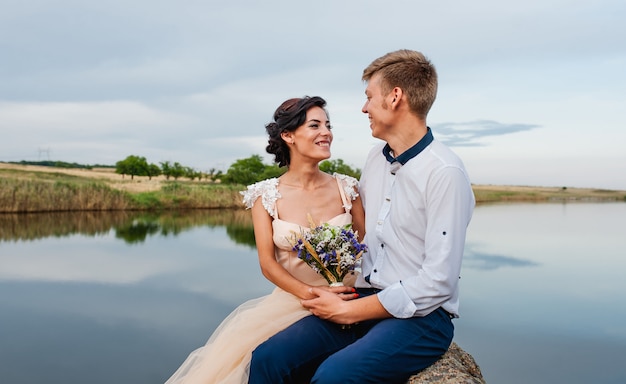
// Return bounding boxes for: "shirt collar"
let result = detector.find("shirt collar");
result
[382,127,434,165]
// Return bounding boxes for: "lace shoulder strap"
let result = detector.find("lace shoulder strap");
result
[333,173,359,211]
[240,178,281,219]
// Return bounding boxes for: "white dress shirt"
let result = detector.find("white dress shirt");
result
[356,139,475,318]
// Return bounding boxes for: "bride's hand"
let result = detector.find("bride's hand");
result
[311,285,359,301]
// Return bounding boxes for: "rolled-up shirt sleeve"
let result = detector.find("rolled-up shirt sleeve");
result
[377,281,417,318]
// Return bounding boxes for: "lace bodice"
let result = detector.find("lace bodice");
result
[240,173,359,285]
[240,173,359,219]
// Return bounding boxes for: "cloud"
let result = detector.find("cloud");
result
[433,120,541,147]
[1,100,192,131]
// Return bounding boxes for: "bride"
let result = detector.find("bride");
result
[165,96,365,384]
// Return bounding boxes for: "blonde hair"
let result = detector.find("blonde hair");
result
[362,49,437,119]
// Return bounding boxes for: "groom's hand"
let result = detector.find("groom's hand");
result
[302,287,391,324]
[301,287,356,324]
[300,287,348,324]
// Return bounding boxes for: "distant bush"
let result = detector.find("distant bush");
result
[12,160,114,169]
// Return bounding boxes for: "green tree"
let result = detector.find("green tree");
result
[259,164,286,180]
[319,159,361,179]
[207,168,225,182]
[115,155,149,180]
[147,163,161,180]
[184,166,201,181]
[212,170,223,182]
[222,155,267,185]
[170,162,186,180]
[160,161,173,180]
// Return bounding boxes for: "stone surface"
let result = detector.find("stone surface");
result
[407,342,486,383]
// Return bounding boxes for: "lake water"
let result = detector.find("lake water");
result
[1,203,625,383]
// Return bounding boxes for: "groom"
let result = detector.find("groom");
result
[248,49,475,383]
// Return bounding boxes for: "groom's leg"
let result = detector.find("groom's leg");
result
[248,315,356,384]
[311,307,454,384]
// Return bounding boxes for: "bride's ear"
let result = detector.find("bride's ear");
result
[281,132,294,145]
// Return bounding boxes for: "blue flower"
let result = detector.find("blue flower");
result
[289,219,367,285]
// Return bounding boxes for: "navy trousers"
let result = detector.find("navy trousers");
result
[248,306,453,384]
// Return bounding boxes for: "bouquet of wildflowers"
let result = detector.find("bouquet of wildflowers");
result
[290,215,367,286]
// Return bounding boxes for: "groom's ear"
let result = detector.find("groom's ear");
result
[389,87,403,109]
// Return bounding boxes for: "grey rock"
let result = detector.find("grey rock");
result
[407,342,486,383]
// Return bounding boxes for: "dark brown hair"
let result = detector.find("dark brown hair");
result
[265,96,327,167]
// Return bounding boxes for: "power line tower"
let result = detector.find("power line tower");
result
[38,147,51,161]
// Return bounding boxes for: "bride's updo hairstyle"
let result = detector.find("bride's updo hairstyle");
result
[265,96,327,167]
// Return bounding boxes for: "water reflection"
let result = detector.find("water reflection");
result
[462,243,540,270]
[115,218,161,243]
[0,209,255,247]
[456,202,626,384]
[0,210,266,384]
[1,203,625,384]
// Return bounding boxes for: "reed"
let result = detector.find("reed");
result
[140,181,244,209]
[0,177,245,213]
[0,178,132,213]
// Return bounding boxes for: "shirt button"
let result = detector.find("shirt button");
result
[385,197,390,201]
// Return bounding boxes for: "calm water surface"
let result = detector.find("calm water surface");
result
[1,203,625,383]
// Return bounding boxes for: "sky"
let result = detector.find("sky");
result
[1,0,625,190]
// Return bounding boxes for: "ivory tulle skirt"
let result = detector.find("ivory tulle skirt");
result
[165,288,311,384]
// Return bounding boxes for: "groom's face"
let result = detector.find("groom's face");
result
[362,73,393,141]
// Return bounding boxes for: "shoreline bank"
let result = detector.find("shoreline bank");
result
[1,162,625,213]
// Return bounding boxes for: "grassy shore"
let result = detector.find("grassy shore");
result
[1,162,625,213]
[471,184,626,203]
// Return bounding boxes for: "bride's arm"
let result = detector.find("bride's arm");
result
[351,194,365,242]
[250,199,317,300]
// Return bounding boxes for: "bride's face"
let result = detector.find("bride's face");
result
[285,106,332,163]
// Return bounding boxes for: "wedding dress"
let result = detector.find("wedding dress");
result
[164,173,358,384]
